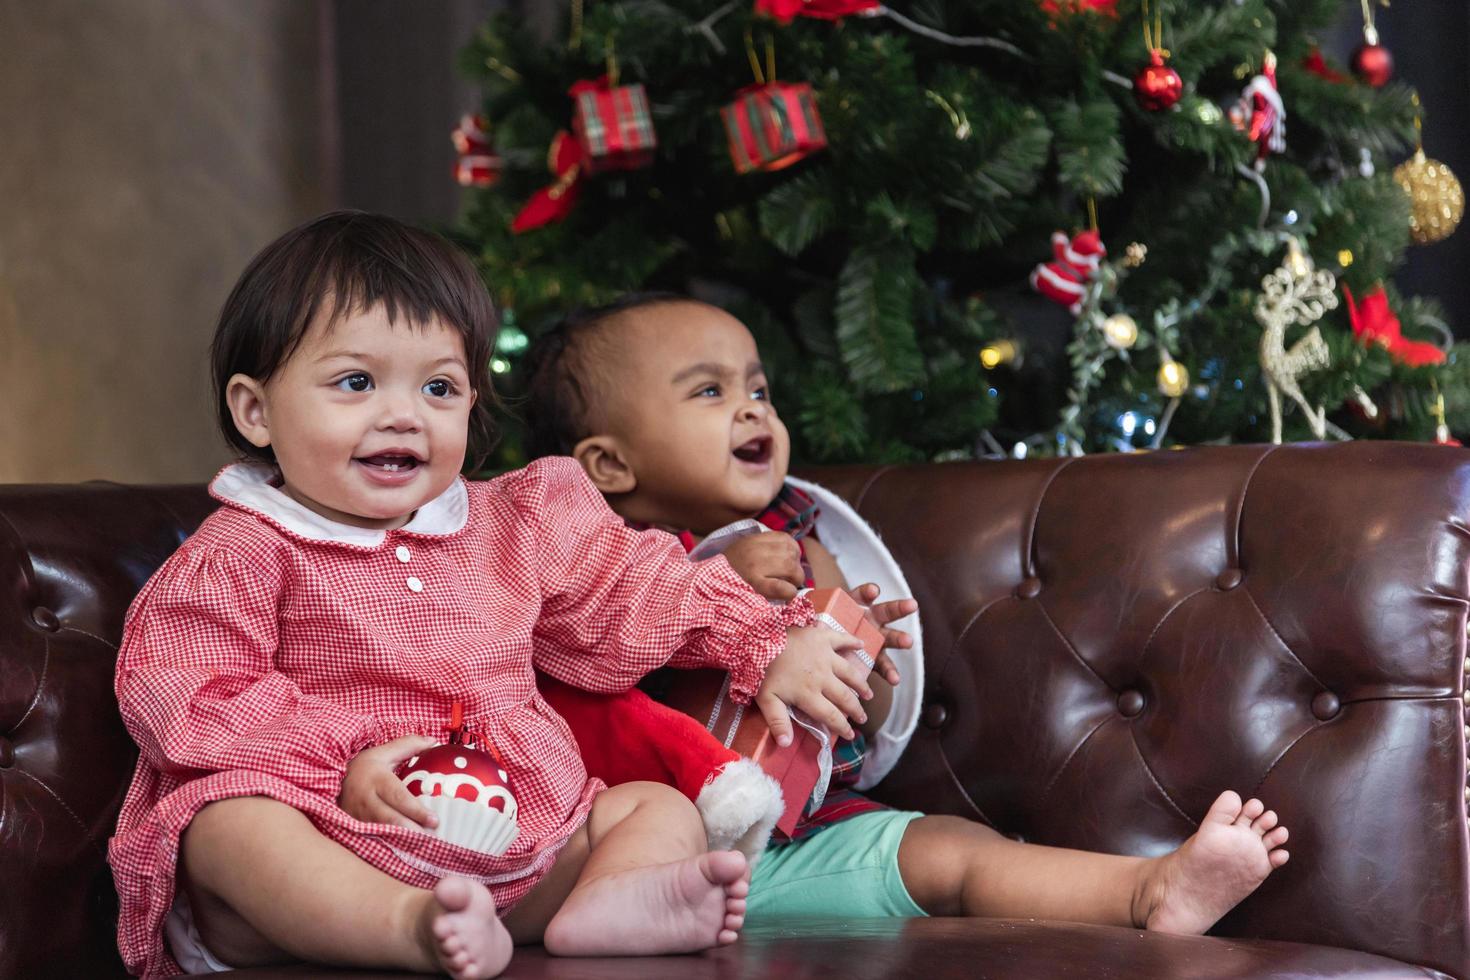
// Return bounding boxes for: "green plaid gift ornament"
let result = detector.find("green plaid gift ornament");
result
[570,75,657,174]
[721,81,827,174]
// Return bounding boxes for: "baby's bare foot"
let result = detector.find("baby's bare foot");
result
[544,850,749,957]
[419,876,512,979]
[1137,790,1290,935]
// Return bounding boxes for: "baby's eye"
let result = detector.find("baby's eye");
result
[335,373,373,393]
[423,378,456,398]
[696,384,722,398]
[751,386,770,402]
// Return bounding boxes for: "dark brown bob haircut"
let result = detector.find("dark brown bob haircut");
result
[209,210,500,470]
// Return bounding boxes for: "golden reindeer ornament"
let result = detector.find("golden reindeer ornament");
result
[1256,240,1338,443]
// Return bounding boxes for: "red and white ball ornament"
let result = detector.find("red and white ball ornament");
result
[398,743,519,856]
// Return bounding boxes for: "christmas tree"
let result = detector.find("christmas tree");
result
[453,0,1467,466]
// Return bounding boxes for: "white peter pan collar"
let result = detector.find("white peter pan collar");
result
[210,461,469,547]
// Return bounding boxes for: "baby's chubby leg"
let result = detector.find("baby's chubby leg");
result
[181,795,511,979]
[896,790,1288,933]
[503,781,749,956]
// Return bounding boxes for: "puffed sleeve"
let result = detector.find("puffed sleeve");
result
[509,457,814,703]
[115,545,384,799]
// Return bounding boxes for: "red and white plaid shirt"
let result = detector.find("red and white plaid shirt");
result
[108,457,813,977]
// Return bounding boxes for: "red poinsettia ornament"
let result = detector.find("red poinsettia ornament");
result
[1039,0,1118,21]
[1302,47,1347,84]
[755,0,880,23]
[1343,283,1446,367]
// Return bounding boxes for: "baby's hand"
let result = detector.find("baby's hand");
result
[756,625,873,745]
[849,582,918,688]
[340,734,441,831]
[721,532,806,601]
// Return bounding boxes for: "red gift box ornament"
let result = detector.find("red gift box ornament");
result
[571,76,657,174]
[450,113,502,188]
[659,587,883,839]
[722,81,827,175]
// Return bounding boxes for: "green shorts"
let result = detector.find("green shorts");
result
[746,809,928,921]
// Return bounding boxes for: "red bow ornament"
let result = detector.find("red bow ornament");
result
[1343,284,1446,367]
[511,131,586,233]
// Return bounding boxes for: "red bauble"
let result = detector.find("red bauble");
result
[1134,51,1183,111]
[1350,42,1394,87]
[398,743,520,855]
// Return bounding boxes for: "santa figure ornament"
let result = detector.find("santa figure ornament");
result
[1229,51,1286,171]
[450,113,502,188]
[397,715,519,857]
[1031,229,1107,314]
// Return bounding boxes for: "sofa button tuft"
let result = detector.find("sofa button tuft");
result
[1016,577,1042,600]
[922,703,949,730]
[1117,690,1145,717]
[1215,569,1243,591]
[30,607,60,632]
[1311,691,1341,720]
[0,737,13,768]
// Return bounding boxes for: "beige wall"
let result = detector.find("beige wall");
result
[0,0,331,483]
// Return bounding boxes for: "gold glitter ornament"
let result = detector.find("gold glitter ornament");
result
[1101,314,1139,350]
[1394,149,1464,245]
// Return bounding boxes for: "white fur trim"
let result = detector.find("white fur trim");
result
[696,758,784,861]
[787,476,923,790]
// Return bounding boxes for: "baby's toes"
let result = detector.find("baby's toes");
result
[1263,826,1289,849]
[1234,797,1266,826]
[1250,809,1278,835]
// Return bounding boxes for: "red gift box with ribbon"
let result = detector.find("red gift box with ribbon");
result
[721,81,827,175]
[658,587,882,838]
[571,79,657,174]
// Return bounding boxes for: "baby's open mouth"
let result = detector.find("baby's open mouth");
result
[357,453,422,473]
[732,436,773,464]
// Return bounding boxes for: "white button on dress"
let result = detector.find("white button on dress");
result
[396,545,411,563]
[406,576,424,593]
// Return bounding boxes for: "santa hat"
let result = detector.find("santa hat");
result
[539,676,784,860]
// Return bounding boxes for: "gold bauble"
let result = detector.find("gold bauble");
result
[1101,313,1139,350]
[1157,361,1189,398]
[1394,149,1465,244]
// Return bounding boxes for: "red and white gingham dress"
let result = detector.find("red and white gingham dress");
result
[108,456,813,977]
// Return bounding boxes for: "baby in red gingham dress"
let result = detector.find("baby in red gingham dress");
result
[520,292,1297,938]
[107,213,875,979]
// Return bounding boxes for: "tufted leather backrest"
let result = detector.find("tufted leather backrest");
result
[0,483,217,979]
[2,444,1468,978]
[807,442,1470,979]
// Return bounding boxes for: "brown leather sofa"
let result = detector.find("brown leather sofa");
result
[3,442,1467,979]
